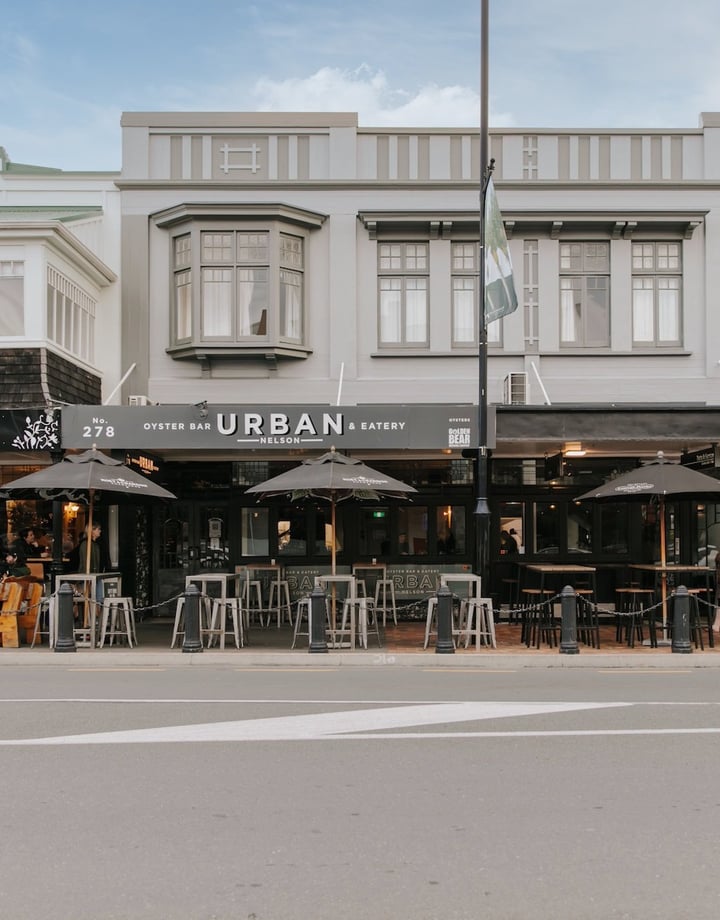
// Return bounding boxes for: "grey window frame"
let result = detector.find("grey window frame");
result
[631,241,682,347]
[559,241,610,347]
[378,242,429,348]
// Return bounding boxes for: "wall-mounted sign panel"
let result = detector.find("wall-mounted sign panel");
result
[62,405,492,451]
[0,410,60,452]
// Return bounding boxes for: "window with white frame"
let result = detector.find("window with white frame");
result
[378,242,428,346]
[46,266,95,362]
[631,242,681,346]
[451,242,501,347]
[559,242,610,347]
[0,260,24,336]
[171,225,305,350]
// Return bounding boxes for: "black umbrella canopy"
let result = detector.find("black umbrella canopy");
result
[0,448,176,574]
[577,451,720,629]
[576,452,720,502]
[246,448,417,502]
[247,448,416,573]
[0,448,176,504]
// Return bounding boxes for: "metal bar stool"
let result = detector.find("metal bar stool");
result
[99,597,136,647]
[374,578,397,627]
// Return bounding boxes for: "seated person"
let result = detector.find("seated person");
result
[1,549,31,582]
[18,527,43,557]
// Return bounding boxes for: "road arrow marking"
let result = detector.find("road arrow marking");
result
[0,701,625,745]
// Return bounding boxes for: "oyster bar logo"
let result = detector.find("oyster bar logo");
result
[447,417,471,448]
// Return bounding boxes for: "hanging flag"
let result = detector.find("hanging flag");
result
[484,177,518,324]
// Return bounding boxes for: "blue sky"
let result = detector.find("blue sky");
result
[2,0,720,171]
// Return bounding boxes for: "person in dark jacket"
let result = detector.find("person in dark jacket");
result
[1,549,31,583]
[69,524,110,573]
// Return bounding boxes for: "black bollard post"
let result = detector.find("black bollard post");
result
[435,585,455,654]
[309,585,329,653]
[671,585,692,654]
[182,585,203,653]
[54,583,77,653]
[559,584,579,654]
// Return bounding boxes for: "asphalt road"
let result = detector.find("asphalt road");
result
[1,666,719,920]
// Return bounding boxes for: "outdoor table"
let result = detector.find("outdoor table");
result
[521,562,597,599]
[629,563,713,639]
[55,572,123,647]
[237,564,283,627]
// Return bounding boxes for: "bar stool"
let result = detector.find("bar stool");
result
[374,578,397,627]
[206,597,243,649]
[291,595,331,649]
[339,596,381,649]
[268,578,292,628]
[686,588,715,647]
[99,597,136,647]
[423,596,439,649]
[170,594,211,647]
[615,587,655,647]
[245,578,265,628]
[463,598,497,649]
[170,596,186,648]
[520,588,553,647]
[31,595,55,648]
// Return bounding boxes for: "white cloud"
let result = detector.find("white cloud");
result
[251,66,514,128]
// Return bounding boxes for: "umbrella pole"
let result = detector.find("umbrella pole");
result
[660,498,668,639]
[81,493,97,633]
[330,498,337,633]
[85,493,94,575]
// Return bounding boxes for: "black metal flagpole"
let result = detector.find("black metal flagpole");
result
[475,0,492,587]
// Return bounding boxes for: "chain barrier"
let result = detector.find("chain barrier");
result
[45,583,720,631]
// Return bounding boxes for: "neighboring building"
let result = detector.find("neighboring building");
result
[4,112,720,607]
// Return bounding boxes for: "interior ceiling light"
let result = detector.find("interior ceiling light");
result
[564,442,587,457]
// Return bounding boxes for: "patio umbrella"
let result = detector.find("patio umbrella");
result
[577,451,720,628]
[0,447,176,573]
[246,447,416,573]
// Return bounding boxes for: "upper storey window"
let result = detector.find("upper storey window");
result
[559,242,610,347]
[46,266,95,363]
[631,242,681,346]
[378,242,428,347]
[0,260,24,336]
[158,203,325,364]
[174,228,303,348]
[451,242,501,347]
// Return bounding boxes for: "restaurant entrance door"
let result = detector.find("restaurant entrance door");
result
[154,501,231,608]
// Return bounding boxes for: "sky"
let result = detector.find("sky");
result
[2,0,720,172]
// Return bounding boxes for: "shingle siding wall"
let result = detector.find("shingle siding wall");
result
[0,348,101,407]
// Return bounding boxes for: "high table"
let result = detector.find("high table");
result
[629,564,713,641]
[55,572,123,647]
[236,564,285,628]
[521,563,597,598]
[185,573,237,646]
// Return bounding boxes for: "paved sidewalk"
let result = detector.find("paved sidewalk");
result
[2,619,719,668]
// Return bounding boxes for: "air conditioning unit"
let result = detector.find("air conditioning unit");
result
[128,395,150,407]
[503,373,528,405]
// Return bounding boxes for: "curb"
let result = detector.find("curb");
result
[2,649,720,668]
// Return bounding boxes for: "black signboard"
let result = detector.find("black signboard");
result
[0,409,60,452]
[544,452,564,481]
[62,404,493,451]
[681,445,719,470]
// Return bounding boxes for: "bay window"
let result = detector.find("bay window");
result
[159,203,323,362]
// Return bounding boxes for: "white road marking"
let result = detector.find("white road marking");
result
[0,701,624,745]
